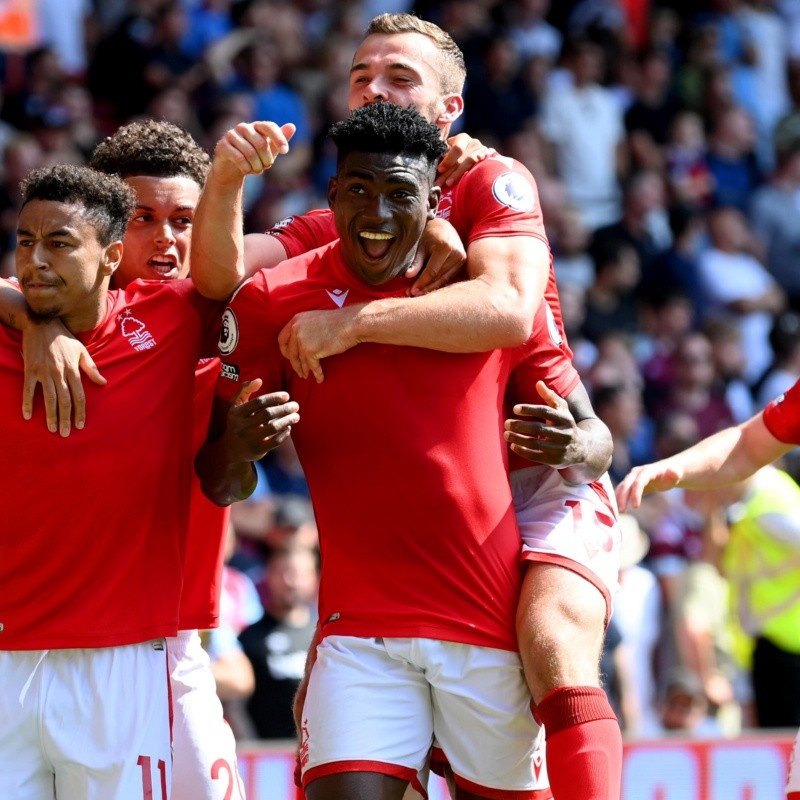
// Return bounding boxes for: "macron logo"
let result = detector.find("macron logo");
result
[326,288,348,308]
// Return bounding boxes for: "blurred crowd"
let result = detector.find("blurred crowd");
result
[3,0,800,741]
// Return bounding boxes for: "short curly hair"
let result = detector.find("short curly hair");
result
[89,119,211,187]
[329,103,447,171]
[20,164,136,245]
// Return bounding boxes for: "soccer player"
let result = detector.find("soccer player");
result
[192,14,622,799]
[0,163,223,799]
[6,122,302,800]
[88,120,249,800]
[198,101,551,800]
[616,385,800,800]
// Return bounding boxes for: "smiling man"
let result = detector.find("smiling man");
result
[197,103,550,800]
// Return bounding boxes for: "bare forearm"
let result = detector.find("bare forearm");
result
[0,283,30,331]
[196,435,258,506]
[190,165,247,299]
[660,418,787,489]
[352,276,532,351]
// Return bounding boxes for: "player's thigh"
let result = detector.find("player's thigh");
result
[48,641,172,800]
[169,631,244,800]
[300,636,432,790]
[427,640,548,795]
[0,650,56,800]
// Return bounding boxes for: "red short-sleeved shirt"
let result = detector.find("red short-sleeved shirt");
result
[264,155,579,473]
[181,355,231,631]
[763,379,800,445]
[0,279,219,650]
[217,243,522,652]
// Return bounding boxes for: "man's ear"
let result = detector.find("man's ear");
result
[102,241,123,276]
[427,184,441,219]
[327,177,338,209]
[437,93,464,126]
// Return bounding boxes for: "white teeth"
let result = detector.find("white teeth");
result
[359,231,393,240]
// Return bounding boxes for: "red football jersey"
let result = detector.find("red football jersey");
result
[0,279,220,650]
[217,243,522,652]
[181,355,231,630]
[264,156,579,473]
[763,379,800,445]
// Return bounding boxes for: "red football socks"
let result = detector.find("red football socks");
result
[535,686,623,800]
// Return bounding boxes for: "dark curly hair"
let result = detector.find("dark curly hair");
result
[20,164,136,245]
[329,103,447,172]
[89,119,211,187]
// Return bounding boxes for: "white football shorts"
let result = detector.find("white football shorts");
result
[511,465,622,616]
[298,635,552,799]
[0,640,171,800]
[168,629,245,800]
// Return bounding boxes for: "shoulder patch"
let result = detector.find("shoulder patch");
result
[492,171,535,212]
[219,307,239,356]
[266,216,294,235]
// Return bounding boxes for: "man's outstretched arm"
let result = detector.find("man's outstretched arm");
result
[616,413,793,511]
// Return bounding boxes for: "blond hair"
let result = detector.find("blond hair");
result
[364,13,466,95]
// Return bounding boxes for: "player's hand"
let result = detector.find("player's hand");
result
[211,121,296,184]
[224,379,300,462]
[406,217,466,295]
[504,381,590,468]
[615,462,682,511]
[278,305,362,383]
[22,318,106,437]
[437,132,495,188]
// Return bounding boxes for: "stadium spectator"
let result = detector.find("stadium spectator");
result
[704,105,762,212]
[749,131,800,309]
[754,310,800,407]
[240,546,319,740]
[652,330,737,439]
[698,205,786,384]
[538,36,626,230]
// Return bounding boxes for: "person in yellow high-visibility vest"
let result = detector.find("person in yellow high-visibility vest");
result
[722,465,800,726]
[616,380,800,800]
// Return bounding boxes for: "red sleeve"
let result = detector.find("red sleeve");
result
[215,273,285,403]
[763,379,800,445]
[507,300,579,404]
[450,156,549,247]
[264,209,338,260]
